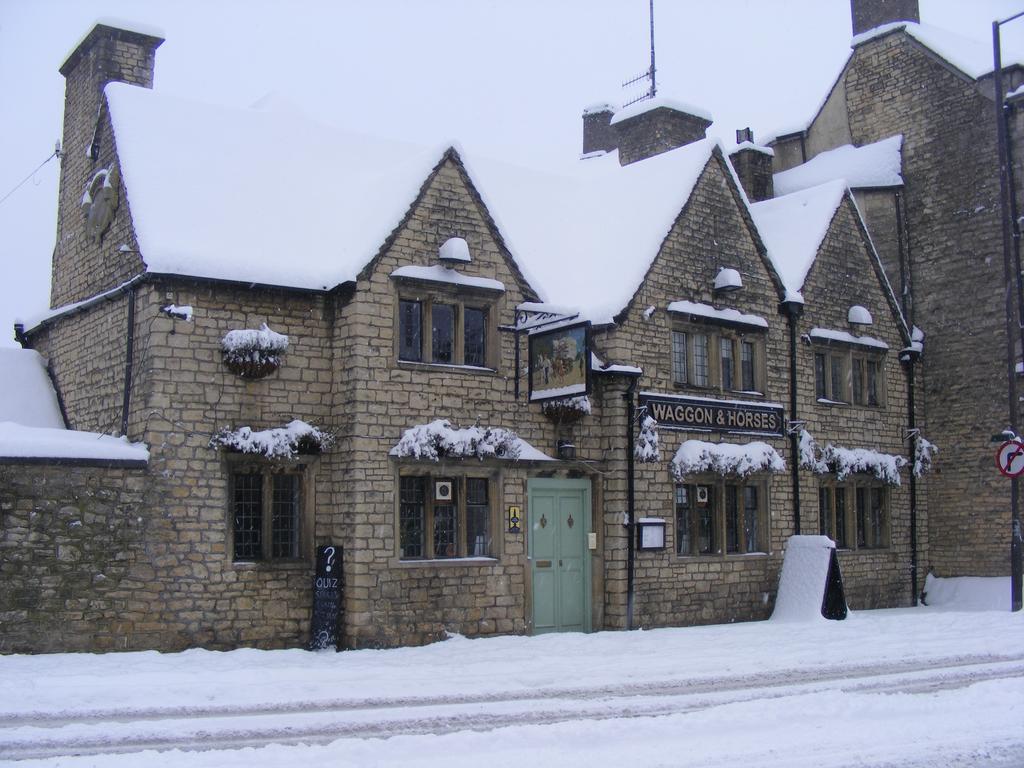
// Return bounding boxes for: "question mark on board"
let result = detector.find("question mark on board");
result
[324,546,335,573]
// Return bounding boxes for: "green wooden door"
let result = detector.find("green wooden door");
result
[529,479,591,634]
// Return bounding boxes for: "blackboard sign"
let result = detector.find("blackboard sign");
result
[308,545,344,650]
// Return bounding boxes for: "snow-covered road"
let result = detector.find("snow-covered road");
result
[1,603,1022,767]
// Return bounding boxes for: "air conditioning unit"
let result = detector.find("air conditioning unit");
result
[696,486,710,505]
[435,480,453,502]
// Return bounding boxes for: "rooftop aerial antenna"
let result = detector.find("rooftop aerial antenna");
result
[621,0,657,108]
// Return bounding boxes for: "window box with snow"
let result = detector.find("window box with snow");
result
[670,440,785,558]
[391,253,503,370]
[668,303,767,396]
[809,330,888,407]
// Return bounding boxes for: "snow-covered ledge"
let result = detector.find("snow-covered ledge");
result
[670,439,785,483]
[667,300,768,331]
[808,328,888,350]
[391,419,553,462]
[390,264,505,293]
[799,429,905,485]
[209,420,332,460]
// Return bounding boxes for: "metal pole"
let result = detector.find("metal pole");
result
[624,380,637,630]
[993,20,1023,611]
[785,302,802,536]
[649,0,656,99]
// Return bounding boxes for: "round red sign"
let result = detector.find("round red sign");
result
[996,440,1024,477]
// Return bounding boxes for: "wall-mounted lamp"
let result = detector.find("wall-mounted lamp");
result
[713,267,743,295]
[848,305,873,325]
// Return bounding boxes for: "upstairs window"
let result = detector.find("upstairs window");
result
[814,348,885,407]
[397,296,492,368]
[671,326,764,396]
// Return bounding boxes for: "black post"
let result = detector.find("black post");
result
[784,301,803,536]
[993,18,1023,612]
[624,380,637,630]
[903,350,920,605]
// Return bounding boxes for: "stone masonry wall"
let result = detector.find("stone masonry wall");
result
[842,32,1009,577]
[798,199,919,608]
[52,28,154,307]
[0,462,149,653]
[598,152,791,628]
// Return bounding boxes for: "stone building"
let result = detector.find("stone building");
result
[1,8,940,653]
[767,0,1021,583]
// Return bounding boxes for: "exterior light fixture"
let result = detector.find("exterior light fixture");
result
[438,236,471,267]
[713,267,743,295]
[848,305,873,325]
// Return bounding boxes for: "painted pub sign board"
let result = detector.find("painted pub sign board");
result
[639,392,784,437]
[528,321,591,402]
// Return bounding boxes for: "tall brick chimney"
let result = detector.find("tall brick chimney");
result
[51,22,163,306]
[729,128,774,203]
[582,103,618,156]
[609,98,713,166]
[850,0,919,36]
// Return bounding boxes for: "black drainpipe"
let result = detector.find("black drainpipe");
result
[120,286,136,437]
[782,300,804,535]
[902,348,921,604]
[624,378,637,631]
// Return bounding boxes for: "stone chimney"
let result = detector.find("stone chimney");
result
[51,22,164,306]
[610,98,713,166]
[728,128,774,203]
[850,0,919,36]
[582,104,618,156]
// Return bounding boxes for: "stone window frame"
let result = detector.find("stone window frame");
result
[812,343,887,408]
[817,480,890,551]
[393,466,502,563]
[670,321,767,397]
[393,279,500,371]
[674,476,770,558]
[226,457,315,566]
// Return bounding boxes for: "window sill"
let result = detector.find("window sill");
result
[674,551,769,561]
[231,558,312,571]
[397,360,497,375]
[394,556,500,568]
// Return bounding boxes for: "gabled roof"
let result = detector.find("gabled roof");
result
[774,136,903,196]
[105,83,445,291]
[750,180,847,302]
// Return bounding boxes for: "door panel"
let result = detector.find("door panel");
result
[529,480,591,634]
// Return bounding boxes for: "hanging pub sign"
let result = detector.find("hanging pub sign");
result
[528,321,592,402]
[639,392,784,437]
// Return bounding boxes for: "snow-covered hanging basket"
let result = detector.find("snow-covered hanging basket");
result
[221,323,289,379]
[541,395,592,425]
[209,419,333,460]
[799,429,907,486]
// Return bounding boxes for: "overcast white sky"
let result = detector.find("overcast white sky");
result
[2,0,1024,349]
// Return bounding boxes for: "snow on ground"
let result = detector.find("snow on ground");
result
[0,587,1021,767]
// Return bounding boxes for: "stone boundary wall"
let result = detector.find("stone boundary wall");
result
[0,461,149,654]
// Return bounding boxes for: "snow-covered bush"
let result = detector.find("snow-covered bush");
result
[670,439,784,483]
[634,414,661,463]
[221,323,289,379]
[209,419,332,459]
[392,419,522,461]
[540,395,591,425]
[799,429,906,485]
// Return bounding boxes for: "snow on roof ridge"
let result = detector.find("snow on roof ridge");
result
[773,135,903,197]
[609,96,713,126]
[852,21,1023,79]
[750,179,848,299]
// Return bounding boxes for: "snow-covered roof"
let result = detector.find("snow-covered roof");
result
[749,180,848,301]
[852,22,1023,80]
[0,349,65,429]
[105,83,446,291]
[469,139,722,324]
[609,97,713,126]
[0,423,149,462]
[773,136,903,197]
[104,83,727,326]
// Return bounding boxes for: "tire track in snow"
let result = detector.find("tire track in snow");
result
[2,657,1023,761]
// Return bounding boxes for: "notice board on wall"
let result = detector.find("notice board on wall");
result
[308,545,344,650]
